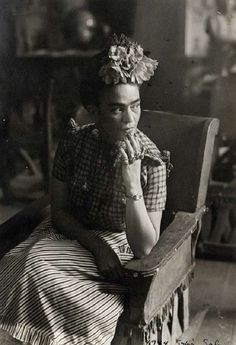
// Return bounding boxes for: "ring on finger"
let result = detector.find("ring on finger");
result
[129,156,136,164]
[124,137,135,161]
[135,150,142,159]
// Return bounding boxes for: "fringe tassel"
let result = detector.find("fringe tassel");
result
[140,270,193,345]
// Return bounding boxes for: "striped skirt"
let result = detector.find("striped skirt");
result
[0,217,134,345]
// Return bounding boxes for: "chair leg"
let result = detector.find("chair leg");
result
[111,320,129,345]
[178,286,190,334]
[160,317,171,345]
[181,287,190,332]
[171,292,183,344]
[112,289,190,345]
[129,327,144,345]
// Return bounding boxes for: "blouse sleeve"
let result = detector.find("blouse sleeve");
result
[52,119,79,182]
[143,162,167,212]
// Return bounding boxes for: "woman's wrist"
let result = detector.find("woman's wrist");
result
[126,193,143,201]
[125,184,142,196]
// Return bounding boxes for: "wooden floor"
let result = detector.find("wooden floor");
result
[187,259,236,345]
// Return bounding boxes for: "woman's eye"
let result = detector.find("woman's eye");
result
[131,103,140,111]
[111,107,123,114]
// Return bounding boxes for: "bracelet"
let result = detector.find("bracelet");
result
[125,193,143,201]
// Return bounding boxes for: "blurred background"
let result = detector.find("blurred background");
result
[0,0,236,343]
[0,0,235,205]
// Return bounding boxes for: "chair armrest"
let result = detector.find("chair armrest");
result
[124,207,206,277]
[123,207,206,324]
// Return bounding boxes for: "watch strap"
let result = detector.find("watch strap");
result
[125,193,143,201]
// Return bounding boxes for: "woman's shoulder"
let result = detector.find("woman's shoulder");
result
[65,118,95,137]
[137,128,173,175]
[136,128,163,164]
[61,118,96,148]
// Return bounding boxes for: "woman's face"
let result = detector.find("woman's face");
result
[96,83,141,144]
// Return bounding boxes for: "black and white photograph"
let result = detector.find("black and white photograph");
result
[0,1,236,344]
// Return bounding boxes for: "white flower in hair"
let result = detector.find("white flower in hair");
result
[99,34,158,85]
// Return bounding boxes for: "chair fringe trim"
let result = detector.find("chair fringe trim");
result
[126,270,194,345]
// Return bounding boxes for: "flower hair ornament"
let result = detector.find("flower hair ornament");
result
[98,33,158,85]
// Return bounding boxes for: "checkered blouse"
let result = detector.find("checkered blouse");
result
[52,119,168,232]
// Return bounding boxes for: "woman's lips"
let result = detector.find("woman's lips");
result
[122,127,135,134]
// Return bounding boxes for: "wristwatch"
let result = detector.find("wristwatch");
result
[125,193,143,201]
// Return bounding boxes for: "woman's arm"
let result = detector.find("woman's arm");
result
[121,135,164,258]
[126,199,162,258]
[51,177,100,253]
[51,177,125,279]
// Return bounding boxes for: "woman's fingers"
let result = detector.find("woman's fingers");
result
[121,135,142,165]
[120,147,129,165]
[124,137,135,161]
[128,133,141,155]
[124,134,142,163]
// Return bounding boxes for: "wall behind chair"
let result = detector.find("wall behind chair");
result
[133,0,186,113]
[132,0,213,117]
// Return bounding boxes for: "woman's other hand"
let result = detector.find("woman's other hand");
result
[93,244,125,281]
[120,133,142,194]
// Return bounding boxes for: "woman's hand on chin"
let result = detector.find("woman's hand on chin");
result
[120,133,142,194]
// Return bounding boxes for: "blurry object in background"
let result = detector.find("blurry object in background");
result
[0,138,15,205]
[13,0,134,55]
[63,8,97,49]
[198,0,236,260]
[9,149,44,201]
[89,0,137,37]
[182,0,236,136]
[62,7,111,50]
[184,61,211,97]
[206,0,236,76]
[60,0,87,12]
[213,138,236,182]
[0,97,46,203]
[14,0,48,55]
[210,75,236,139]
[198,137,236,261]
[185,0,236,59]
[183,60,214,116]
[185,0,216,57]
[206,0,236,140]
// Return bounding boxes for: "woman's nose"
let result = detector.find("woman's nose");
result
[123,108,133,123]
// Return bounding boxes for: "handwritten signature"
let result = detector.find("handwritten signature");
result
[146,340,221,345]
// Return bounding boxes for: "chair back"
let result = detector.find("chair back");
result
[139,110,219,213]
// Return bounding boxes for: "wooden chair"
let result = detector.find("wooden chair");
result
[0,111,219,345]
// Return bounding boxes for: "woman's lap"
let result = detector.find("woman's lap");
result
[0,218,133,345]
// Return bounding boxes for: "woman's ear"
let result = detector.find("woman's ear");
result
[86,105,99,123]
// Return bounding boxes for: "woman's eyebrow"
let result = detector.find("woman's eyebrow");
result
[108,98,140,106]
[130,98,141,105]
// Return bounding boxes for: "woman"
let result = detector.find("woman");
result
[0,34,168,345]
